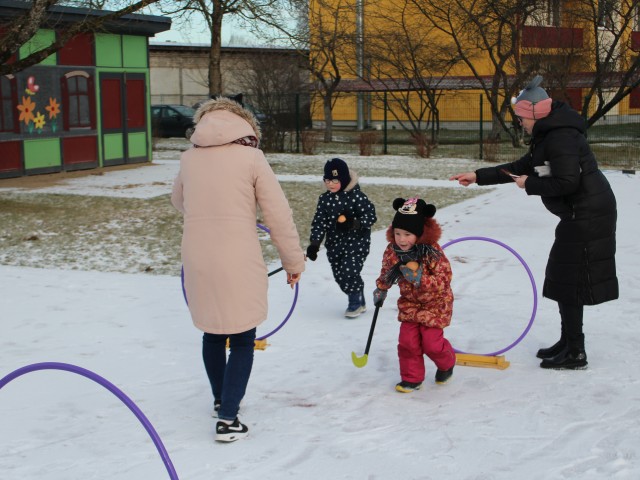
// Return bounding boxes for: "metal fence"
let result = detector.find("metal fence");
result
[210,91,639,169]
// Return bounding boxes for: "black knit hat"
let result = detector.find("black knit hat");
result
[391,197,436,237]
[323,158,351,189]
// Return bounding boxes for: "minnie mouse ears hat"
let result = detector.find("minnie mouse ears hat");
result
[391,197,436,237]
[512,75,552,120]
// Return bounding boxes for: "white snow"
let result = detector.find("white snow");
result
[1,158,639,480]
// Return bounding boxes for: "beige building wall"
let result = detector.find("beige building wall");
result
[149,43,307,107]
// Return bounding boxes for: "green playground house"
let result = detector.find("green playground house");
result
[0,1,170,178]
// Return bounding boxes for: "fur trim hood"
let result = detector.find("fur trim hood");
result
[190,97,261,147]
[386,217,442,246]
[342,169,359,192]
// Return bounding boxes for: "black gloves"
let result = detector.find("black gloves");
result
[336,214,361,232]
[373,288,387,308]
[306,243,320,261]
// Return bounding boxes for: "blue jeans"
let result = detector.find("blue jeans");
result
[202,328,256,421]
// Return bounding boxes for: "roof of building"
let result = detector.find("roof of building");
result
[0,0,171,36]
[334,73,639,92]
[148,42,307,55]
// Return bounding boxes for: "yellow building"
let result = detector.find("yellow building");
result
[309,0,640,129]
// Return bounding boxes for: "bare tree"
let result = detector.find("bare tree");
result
[303,0,356,142]
[237,51,310,151]
[0,0,163,76]
[567,0,640,126]
[408,0,539,145]
[410,0,640,137]
[363,0,462,154]
[155,0,295,97]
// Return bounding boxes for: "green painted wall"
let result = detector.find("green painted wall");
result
[19,29,56,66]
[123,36,148,68]
[24,138,61,169]
[128,132,147,158]
[94,68,152,165]
[103,133,124,160]
[95,34,123,67]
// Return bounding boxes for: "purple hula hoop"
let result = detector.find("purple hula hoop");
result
[442,236,538,356]
[255,223,299,340]
[0,362,179,480]
[180,223,298,341]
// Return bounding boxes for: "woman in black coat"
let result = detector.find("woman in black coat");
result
[450,76,618,370]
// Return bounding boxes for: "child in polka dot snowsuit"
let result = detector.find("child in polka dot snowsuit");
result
[306,158,377,318]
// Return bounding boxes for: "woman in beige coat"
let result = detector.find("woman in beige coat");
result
[171,98,305,442]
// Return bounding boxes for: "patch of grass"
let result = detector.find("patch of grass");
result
[260,183,487,265]
[1,181,488,274]
[0,193,183,275]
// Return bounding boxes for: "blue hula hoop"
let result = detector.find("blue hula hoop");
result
[442,236,538,356]
[180,223,298,341]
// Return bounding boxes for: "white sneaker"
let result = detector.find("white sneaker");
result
[345,305,366,318]
[215,418,249,442]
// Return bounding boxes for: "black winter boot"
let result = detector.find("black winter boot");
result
[540,337,587,370]
[536,337,567,359]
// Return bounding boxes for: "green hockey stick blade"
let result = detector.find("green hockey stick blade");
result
[351,351,368,368]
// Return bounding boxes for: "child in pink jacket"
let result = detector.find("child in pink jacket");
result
[373,197,456,393]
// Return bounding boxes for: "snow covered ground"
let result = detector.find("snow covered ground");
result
[1,158,639,479]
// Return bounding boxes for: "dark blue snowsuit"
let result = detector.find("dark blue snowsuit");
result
[309,174,377,295]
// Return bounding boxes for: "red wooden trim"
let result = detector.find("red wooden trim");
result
[632,32,640,52]
[630,87,640,109]
[62,136,98,165]
[126,78,146,128]
[101,78,123,130]
[1,75,20,133]
[0,140,22,172]
[88,75,96,129]
[58,32,95,66]
[60,75,70,131]
[521,26,583,49]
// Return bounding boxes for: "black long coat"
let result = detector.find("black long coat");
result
[475,101,618,306]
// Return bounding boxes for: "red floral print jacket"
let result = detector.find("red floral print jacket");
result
[375,218,453,328]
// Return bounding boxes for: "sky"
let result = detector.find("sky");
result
[1,155,639,479]
[147,6,280,47]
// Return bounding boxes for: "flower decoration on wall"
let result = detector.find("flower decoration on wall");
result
[17,96,36,133]
[25,76,40,95]
[33,112,46,133]
[45,97,61,132]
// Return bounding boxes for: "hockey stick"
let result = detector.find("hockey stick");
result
[351,305,380,368]
[268,266,284,277]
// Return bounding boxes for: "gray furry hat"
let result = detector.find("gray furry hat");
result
[512,75,552,120]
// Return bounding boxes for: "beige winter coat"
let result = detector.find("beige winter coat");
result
[171,105,305,335]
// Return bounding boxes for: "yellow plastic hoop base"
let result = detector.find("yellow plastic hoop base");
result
[455,353,510,370]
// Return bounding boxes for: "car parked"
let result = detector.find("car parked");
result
[151,104,195,138]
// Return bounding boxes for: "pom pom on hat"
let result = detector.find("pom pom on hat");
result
[391,197,436,238]
[512,75,552,120]
[323,158,351,189]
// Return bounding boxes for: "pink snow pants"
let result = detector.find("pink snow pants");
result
[398,322,456,383]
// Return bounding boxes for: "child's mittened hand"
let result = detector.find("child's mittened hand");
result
[306,244,319,261]
[400,264,422,286]
[336,214,360,232]
[373,288,387,308]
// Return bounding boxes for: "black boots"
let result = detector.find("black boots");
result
[540,335,587,370]
[540,303,587,369]
[539,347,588,370]
[536,338,567,359]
